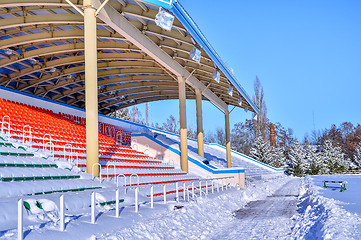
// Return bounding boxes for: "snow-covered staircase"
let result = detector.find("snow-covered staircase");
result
[150,129,284,177]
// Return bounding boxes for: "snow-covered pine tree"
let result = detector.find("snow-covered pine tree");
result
[354,143,361,169]
[288,141,307,177]
[269,147,286,168]
[251,136,272,164]
[322,139,348,173]
[304,144,322,175]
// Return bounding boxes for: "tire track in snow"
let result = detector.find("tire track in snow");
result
[211,178,302,240]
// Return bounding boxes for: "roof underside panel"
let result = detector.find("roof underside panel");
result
[0,0,258,115]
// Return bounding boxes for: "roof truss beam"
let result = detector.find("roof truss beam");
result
[94,0,228,112]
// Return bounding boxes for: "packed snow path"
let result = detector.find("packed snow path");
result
[214,178,301,239]
[92,177,301,240]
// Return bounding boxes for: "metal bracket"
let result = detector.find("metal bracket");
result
[95,0,110,16]
[65,0,110,16]
[65,0,84,16]
[229,105,236,114]
[201,82,211,93]
[184,69,196,82]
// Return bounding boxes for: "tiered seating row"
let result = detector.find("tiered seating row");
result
[0,155,55,167]
[0,98,198,193]
[0,167,81,182]
[0,98,130,146]
[0,179,103,199]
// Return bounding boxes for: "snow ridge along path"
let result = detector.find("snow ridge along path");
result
[97,176,301,240]
[291,176,361,240]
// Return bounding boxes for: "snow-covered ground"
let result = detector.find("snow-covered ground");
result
[1,174,361,239]
[292,175,361,239]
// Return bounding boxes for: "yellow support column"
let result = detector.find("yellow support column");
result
[225,110,231,168]
[195,89,204,157]
[84,0,99,176]
[178,76,188,172]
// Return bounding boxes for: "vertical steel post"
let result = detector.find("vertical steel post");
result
[191,182,195,198]
[84,0,99,176]
[150,185,154,208]
[183,182,186,201]
[135,187,139,212]
[225,110,231,168]
[18,199,23,240]
[195,89,204,157]
[206,180,208,195]
[199,181,202,198]
[163,185,167,204]
[176,182,179,203]
[60,195,65,231]
[115,189,119,218]
[91,192,95,224]
[178,76,188,172]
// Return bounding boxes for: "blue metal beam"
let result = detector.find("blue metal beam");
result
[139,0,174,9]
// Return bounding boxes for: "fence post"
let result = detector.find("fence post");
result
[217,180,220,192]
[176,182,179,203]
[60,195,65,231]
[150,185,154,208]
[18,198,23,240]
[221,179,224,191]
[206,181,208,195]
[199,181,202,198]
[191,182,195,199]
[163,185,167,204]
[115,189,119,218]
[183,182,186,201]
[212,180,214,194]
[225,178,228,190]
[135,187,139,212]
[91,192,95,224]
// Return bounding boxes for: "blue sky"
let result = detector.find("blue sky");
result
[138,0,361,140]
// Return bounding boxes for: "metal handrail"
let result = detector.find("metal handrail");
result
[63,143,73,162]
[116,174,127,188]
[44,141,55,161]
[129,173,139,187]
[42,134,52,151]
[91,163,102,182]
[106,164,116,181]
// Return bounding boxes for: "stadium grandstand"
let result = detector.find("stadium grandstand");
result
[0,0,283,238]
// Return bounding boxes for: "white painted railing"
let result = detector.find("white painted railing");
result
[106,164,116,181]
[16,176,235,235]
[63,143,73,162]
[44,142,55,161]
[42,134,52,151]
[92,163,102,182]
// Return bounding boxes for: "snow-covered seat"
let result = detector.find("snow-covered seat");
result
[0,179,103,199]
[0,167,80,182]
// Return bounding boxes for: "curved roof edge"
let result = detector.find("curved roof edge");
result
[140,0,174,9]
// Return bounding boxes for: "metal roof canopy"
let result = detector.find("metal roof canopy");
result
[0,0,259,115]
